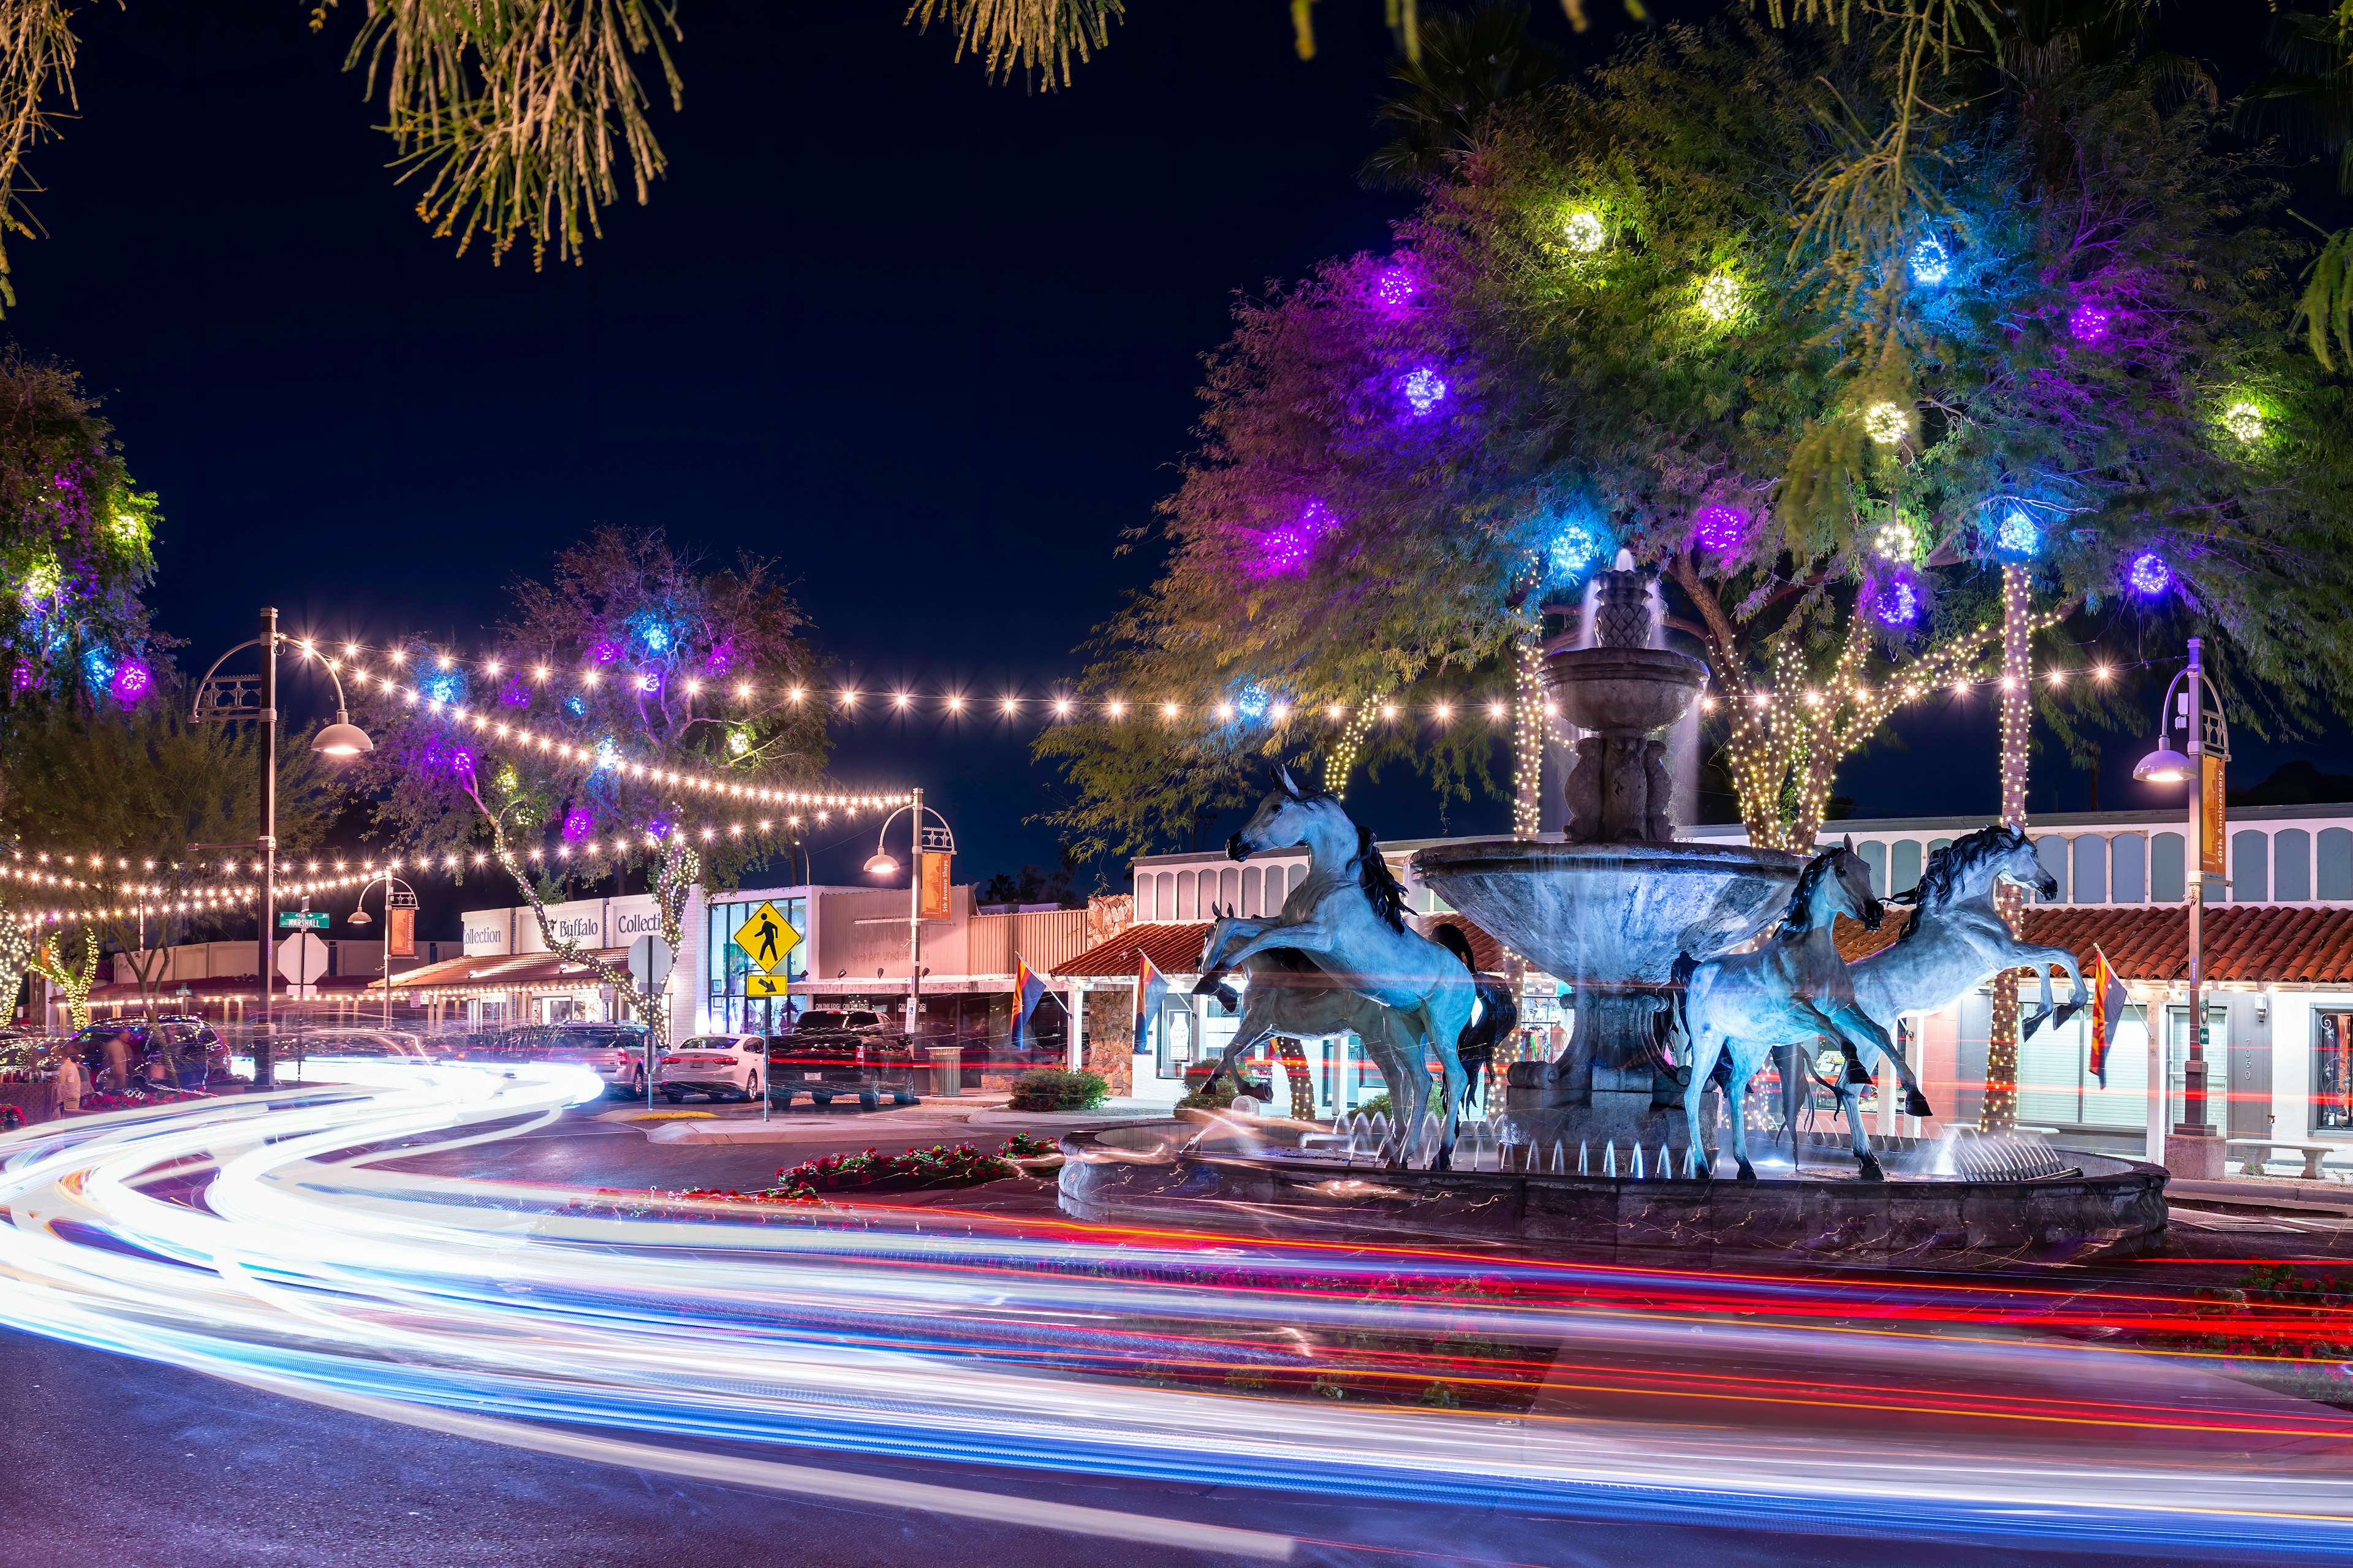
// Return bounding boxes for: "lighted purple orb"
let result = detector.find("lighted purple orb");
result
[703,638,735,678]
[1401,367,1448,415]
[1692,504,1746,555]
[589,639,622,665]
[1246,499,1335,580]
[561,806,594,843]
[501,677,531,708]
[450,747,476,789]
[2126,551,2171,597]
[8,661,29,694]
[108,657,151,706]
[635,668,661,694]
[1874,578,1922,627]
[2069,303,2111,344]
[1372,265,1419,311]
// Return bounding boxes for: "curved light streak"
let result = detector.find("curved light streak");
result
[0,1070,2347,1559]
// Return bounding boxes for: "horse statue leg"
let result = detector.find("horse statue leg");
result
[2015,944,2089,1037]
[1828,1070,1882,1181]
[1722,1037,1768,1182]
[1423,987,1476,1172]
[1680,1018,1729,1180]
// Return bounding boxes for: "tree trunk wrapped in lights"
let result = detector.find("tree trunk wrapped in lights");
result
[30,931,96,1032]
[1982,564,2033,1133]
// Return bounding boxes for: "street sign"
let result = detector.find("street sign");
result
[731,901,800,974]
[278,911,330,930]
[627,934,676,993]
[276,932,328,986]
[746,973,789,998]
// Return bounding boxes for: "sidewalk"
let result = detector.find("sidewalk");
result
[2169,1176,2353,1215]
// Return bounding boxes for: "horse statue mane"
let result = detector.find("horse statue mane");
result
[1354,822,1408,934]
[1893,824,2028,947]
[1775,845,1847,936]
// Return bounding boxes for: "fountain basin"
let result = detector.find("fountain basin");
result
[1544,644,1709,733]
[1411,837,1803,988]
[1056,1121,2170,1270]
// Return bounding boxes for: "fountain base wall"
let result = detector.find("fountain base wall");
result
[1058,1122,2169,1271]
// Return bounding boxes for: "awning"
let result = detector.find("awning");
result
[1833,904,2353,985]
[367,948,632,995]
[1053,922,1213,980]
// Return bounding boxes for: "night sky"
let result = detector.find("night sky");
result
[9,0,2343,936]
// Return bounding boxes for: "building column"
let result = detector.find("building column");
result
[1065,984,1085,1072]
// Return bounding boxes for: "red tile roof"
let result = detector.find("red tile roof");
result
[1835,904,2353,984]
[1053,922,1214,979]
[1053,914,1513,980]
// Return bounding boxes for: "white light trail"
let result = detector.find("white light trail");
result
[0,1075,2343,1558]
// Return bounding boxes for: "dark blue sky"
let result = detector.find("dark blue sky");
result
[9,0,2340,931]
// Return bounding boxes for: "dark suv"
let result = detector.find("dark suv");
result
[767,1010,922,1111]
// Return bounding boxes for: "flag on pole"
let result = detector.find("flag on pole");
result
[1010,955,1058,1051]
[2088,945,2131,1088]
[1133,952,1168,1056]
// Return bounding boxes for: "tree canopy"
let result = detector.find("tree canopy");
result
[1043,10,2353,855]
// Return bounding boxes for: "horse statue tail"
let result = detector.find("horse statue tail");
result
[1428,923,1509,1116]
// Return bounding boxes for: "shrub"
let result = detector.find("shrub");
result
[1352,1085,1441,1121]
[1007,1068,1108,1112]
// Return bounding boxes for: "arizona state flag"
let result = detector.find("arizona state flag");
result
[1011,955,1051,1051]
[2088,946,2132,1088]
[1132,952,1168,1055]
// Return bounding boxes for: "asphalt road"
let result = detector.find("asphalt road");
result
[0,1096,2343,1567]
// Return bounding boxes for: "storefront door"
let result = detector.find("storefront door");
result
[2227,1005,2272,1140]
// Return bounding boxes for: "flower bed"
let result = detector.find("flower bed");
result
[678,1138,1044,1206]
[79,1088,210,1113]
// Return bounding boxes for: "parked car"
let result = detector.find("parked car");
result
[298,1029,440,1064]
[540,1021,655,1097]
[767,1010,922,1111]
[655,1034,764,1103]
[69,1016,224,1089]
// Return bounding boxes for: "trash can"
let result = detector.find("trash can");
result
[926,1046,963,1099]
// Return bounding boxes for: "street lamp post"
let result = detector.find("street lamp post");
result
[2133,635,2228,1178]
[192,612,374,1088]
[864,789,953,1042]
[346,874,418,1029]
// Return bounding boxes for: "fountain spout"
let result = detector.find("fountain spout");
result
[1551,562,1707,844]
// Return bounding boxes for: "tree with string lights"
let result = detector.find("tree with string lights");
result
[346,525,828,901]
[1044,20,2353,871]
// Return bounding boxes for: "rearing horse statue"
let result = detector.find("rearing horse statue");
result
[1670,840,1900,1182]
[1195,767,1479,1168]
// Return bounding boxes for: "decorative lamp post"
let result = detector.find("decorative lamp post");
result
[865,788,954,1043]
[346,873,419,1028]
[191,611,373,1087]
[2134,635,2227,1177]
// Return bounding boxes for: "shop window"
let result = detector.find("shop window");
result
[2317,1012,2353,1132]
[2322,830,2353,902]
[2151,833,2185,903]
[1889,838,1922,896]
[2071,835,2107,904]
[1855,839,1887,897]
[2034,836,2067,902]
[2232,830,2269,902]
[2276,829,2313,903]
[2112,833,2147,903]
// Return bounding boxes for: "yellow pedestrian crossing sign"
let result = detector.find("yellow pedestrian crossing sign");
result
[732,901,800,974]
[747,973,789,998]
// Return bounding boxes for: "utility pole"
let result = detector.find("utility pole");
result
[908,786,923,1041]
[256,607,279,1089]
[2176,637,2218,1165]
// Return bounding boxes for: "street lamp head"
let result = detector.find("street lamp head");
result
[313,719,374,759]
[347,908,373,926]
[2134,742,2193,785]
[863,852,898,877]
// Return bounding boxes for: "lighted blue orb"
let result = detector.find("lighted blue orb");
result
[1993,504,2040,559]
[1909,236,1951,288]
[1874,578,1921,627]
[1547,523,1606,582]
[1401,367,1448,416]
[564,694,588,718]
[594,737,621,770]
[421,670,466,705]
[2127,551,2171,597]
[81,646,113,689]
[1235,684,1270,722]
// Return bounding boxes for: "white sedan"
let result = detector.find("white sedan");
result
[655,1035,765,1103]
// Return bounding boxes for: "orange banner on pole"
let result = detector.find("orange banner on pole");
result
[919,851,952,922]
[387,904,416,958]
[2201,755,2227,876]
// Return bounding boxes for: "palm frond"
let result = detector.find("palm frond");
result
[903,0,1126,88]
[329,0,683,268]
[2293,224,2353,371]
[0,0,80,313]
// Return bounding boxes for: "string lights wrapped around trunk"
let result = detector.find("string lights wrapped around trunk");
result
[1982,563,2034,1134]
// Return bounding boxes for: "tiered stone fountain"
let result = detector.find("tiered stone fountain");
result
[1056,561,2169,1269]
